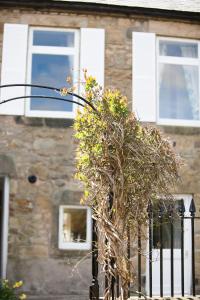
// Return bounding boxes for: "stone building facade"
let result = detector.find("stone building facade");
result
[0,1,199,299]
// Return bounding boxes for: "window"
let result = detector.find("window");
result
[1,24,104,117]
[132,32,200,127]
[59,205,92,250]
[26,27,79,118]
[157,37,200,126]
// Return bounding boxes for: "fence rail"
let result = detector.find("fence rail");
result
[89,198,199,299]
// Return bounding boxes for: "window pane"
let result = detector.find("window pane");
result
[153,200,182,249]
[159,63,199,120]
[33,30,74,47]
[159,40,198,58]
[31,54,73,111]
[153,218,181,249]
[62,208,87,243]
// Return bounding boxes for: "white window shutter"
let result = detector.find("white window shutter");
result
[132,32,156,122]
[80,28,105,88]
[0,24,28,115]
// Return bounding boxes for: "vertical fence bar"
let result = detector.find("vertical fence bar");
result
[169,204,174,297]
[179,199,185,297]
[147,200,153,298]
[127,225,131,298]
[138,224,142,298]
[109,192,115,300]
[111,258,115,300]
[159,203,164,298]
[104,192,115,298]
[89,217,99,300]
[105,262,108,291]
[104,193,110,293]
[116,274,120,298]
[190,198,196,296]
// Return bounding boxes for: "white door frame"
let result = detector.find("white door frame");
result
[146,194,192,296]
[1,176,9,278]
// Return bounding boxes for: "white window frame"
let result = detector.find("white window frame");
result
[58,205,92,250]
[26,27,80,119]
[157,36,200,127]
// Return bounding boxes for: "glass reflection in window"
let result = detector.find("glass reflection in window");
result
[28,28,78,115]
[159,40,198,58]
[33,30,74,47]
[31,54,73,111]
[62,208,87,243]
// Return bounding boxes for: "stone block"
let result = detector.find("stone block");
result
[35,195,52,211]
[33,138,56,151]
[0,154,16,177]
[126,21,149,39]
[149,20,200,39]
[61,190,83,205]
[16,199,34,212]
[18,245,49,258]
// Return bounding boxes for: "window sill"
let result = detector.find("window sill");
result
[58,243,91,251]
[25,111,75,119]
[157,119,200,128]
[14,116,74,128]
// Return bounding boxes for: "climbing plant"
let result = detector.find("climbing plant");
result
[73,72,180,299]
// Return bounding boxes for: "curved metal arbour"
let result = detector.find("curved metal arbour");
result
[0,83,97,112]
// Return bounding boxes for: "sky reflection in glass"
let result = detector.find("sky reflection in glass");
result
[31,54,73,111]
[33,30,74,47]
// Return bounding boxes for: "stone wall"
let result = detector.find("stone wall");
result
[0,5,199,299]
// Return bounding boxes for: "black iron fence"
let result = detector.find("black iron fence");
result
[89,198,199,299]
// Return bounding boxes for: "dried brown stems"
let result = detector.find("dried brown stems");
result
[74,77,180,299]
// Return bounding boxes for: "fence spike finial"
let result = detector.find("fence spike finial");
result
[168,203,174,217]
[159,201,164,217]
[189,198,196,216]
[178,199,185,216]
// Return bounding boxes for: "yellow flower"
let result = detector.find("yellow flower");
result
[13,281,23,288]
[19,293,27,300]
[60,87,68,96]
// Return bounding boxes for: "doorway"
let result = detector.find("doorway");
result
[146,195,192,296]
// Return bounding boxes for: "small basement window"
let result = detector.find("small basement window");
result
[59,205,92,250]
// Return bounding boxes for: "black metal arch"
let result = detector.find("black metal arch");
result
[0,83,97,112]
[0,82,100,299]
[0,95,84,107]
